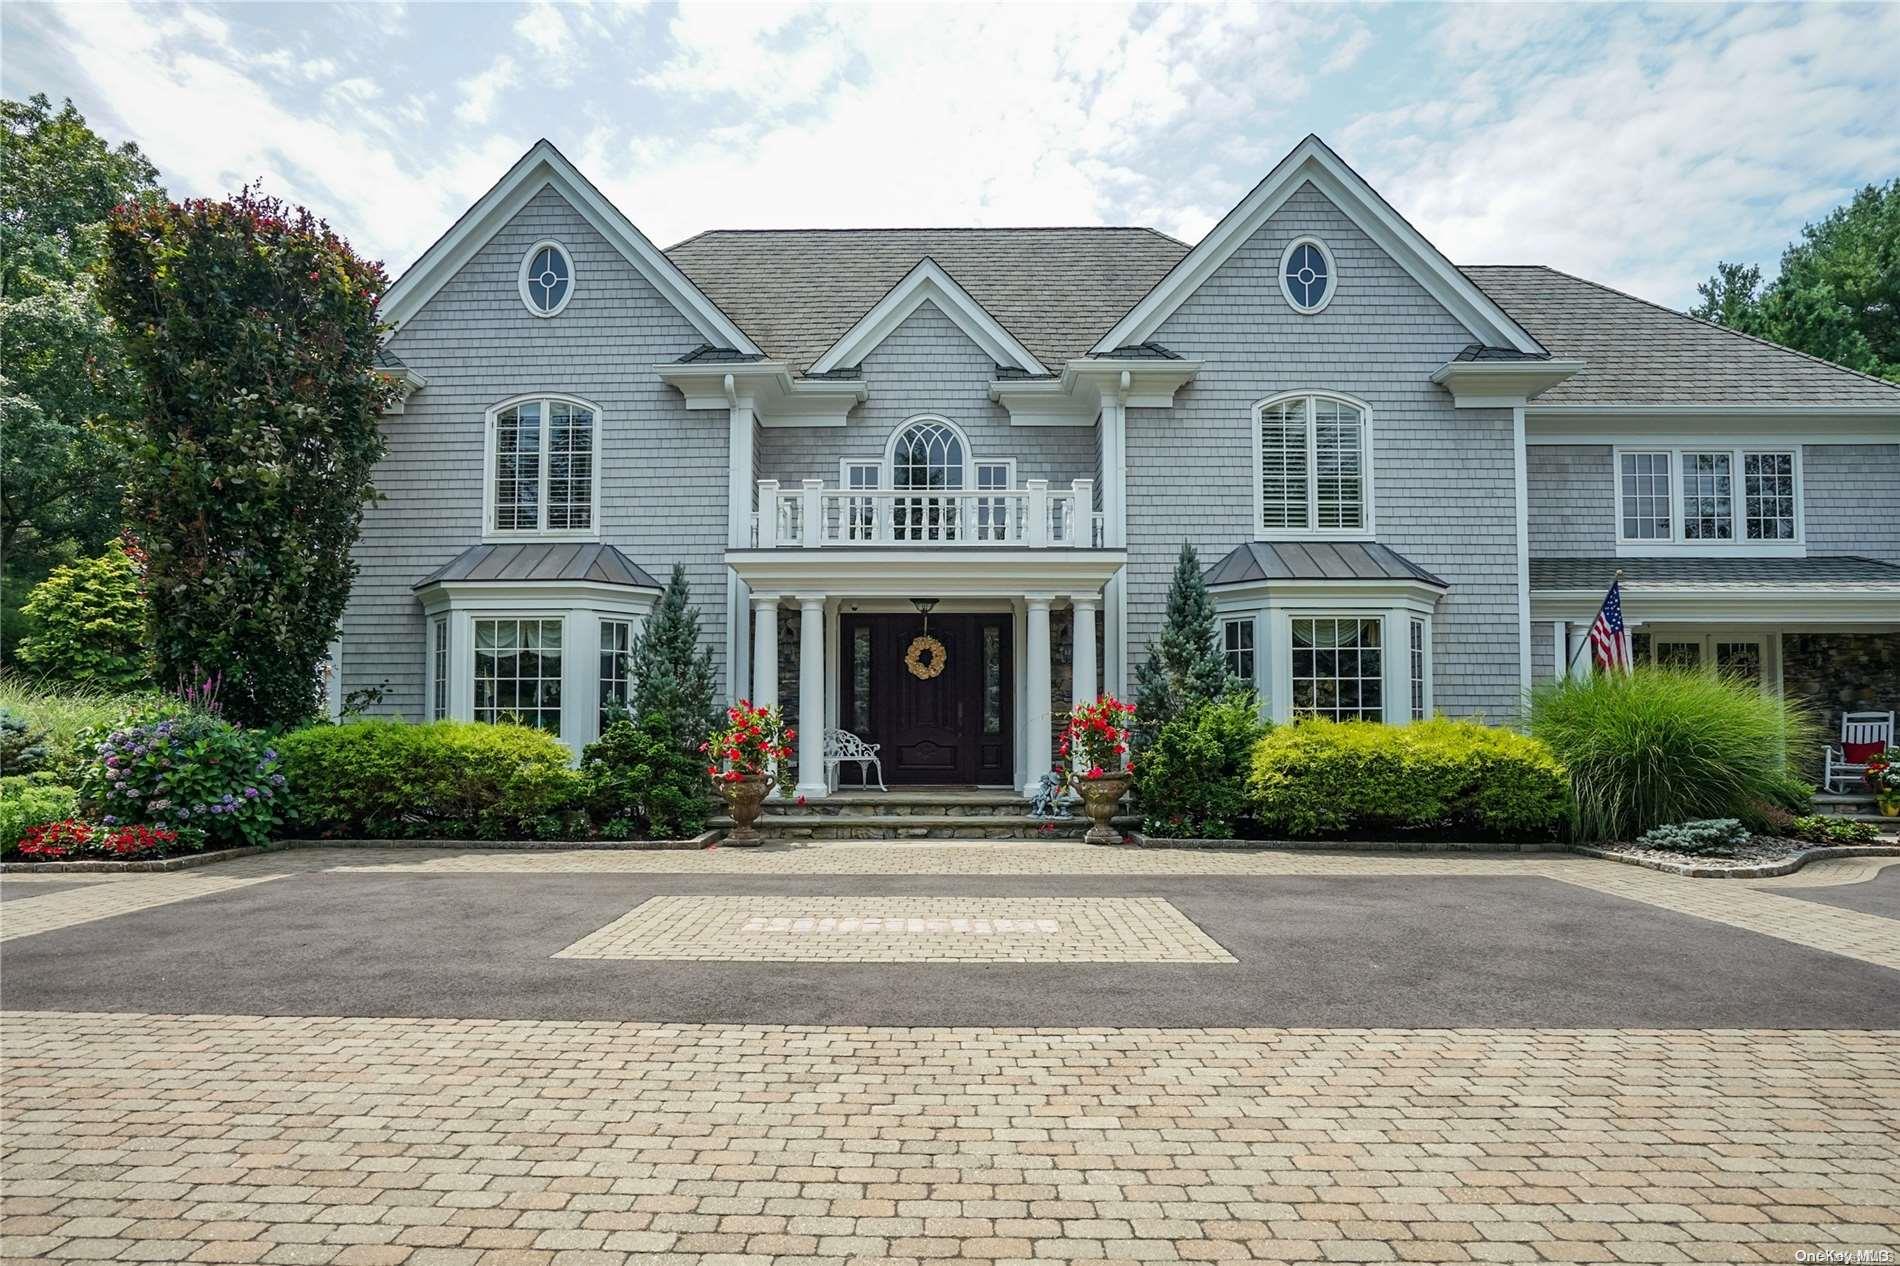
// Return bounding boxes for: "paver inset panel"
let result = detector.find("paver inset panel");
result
[555,895,1236,962]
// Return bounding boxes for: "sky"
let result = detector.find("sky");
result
[5,1,1897,310]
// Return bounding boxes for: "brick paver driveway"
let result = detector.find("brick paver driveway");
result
[4,843,1898,1264]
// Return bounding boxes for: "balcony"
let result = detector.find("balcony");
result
[753,478,1104,548]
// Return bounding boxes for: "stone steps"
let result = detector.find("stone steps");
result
[711,789,1132,840]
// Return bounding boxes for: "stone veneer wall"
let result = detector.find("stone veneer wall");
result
[1781,633,1900,775]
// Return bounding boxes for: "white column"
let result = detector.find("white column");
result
[1071,595,1098,709]
[796,596,827,799]
[727,403,755,549]
[750,594,779,709]
[1023,594,1054,796]
[1552,620,1569,681]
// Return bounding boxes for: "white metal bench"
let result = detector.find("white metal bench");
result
[824,728,886,791]
[1824,710,1894,793]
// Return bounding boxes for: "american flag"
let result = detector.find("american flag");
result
[1588,580,1631,673]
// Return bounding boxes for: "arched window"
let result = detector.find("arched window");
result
[888,417,967,490]
[1254,392,1371,537]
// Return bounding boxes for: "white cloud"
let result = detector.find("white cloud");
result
[456,54,518,125]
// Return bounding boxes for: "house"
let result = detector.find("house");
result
[343,134,1900,797]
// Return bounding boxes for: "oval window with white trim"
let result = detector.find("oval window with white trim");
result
[519,240,574,317]
[1280,237,1334,313]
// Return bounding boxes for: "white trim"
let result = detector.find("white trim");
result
[481,393,604,541]
[1530,588,1900,625]
[1512,404,1531,695]
[1528,416,1900,444]
[1431,359,1584,407]
[810,258,1045,377]
[726,548,1125,598]
[1092,135,1542,355]
[1609,443,1805,555]
[1278,235,1337,314]
[1251,390,1375,541]
[380,140,759,353]
[516,239,575,318]
[840,457,882,489]
[657,360,866,429]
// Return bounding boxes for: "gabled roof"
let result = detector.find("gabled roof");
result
[1468,266,1900,409]
[666,227,1185,371]
[1530,555,1900,590]
[1205,540,1448,588]
[413,542,662,590]
[808,257,1047,376]
[380,140,760,354]
[1091,134,1544,357]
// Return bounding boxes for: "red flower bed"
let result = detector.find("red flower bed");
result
[14,819,183,862]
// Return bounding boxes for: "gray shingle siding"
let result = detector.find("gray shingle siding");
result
[345,185,730,715]
[1133,183,1523,718]
[753,301,1095,488]
[1527,446,1615,557]
[1805,443,1900,565]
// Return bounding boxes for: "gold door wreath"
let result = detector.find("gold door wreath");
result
[904,634,948,680]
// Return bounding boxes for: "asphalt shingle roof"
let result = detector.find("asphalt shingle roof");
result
[1530,555,1900,590]
[1206,541,1449,588]
[1464,266,1900,407]
[665,228,1188,373]
[414,543,662,590]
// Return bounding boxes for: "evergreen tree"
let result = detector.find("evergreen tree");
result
[1133,543,1232,747]
[627,563,718,746]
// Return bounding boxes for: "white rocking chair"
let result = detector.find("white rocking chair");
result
[823,728,886,791]
[1823,711,1894,794]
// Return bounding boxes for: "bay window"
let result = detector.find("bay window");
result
[1290,616,1383,722]
[474,618,564,732]
[1615,446,1801,550]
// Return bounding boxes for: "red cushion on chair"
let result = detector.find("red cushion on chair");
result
[1844,740,1887,764]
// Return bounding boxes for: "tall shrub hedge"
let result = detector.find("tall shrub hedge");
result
[1247,718,1569,839]
[1527,667,1816,842]
[1136,693,1270,838]
[278,720,582,840]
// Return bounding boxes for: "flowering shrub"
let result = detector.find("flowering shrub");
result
[13,818,181,861]
[1061,696,1135,780]
[79,708,284,849]
[702,701,794,794]
[1865,748,1899,797]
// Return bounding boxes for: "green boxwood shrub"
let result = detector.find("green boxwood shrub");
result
[0,775,80,852]
[278,720,584,840]
[1136,693,1271,838]
[1527,667,1818,843]
[1634,818,1750,855]
[580,712,709,840]
[1246,717,1570,839]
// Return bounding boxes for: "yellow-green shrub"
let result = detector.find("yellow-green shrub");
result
[1246,717,1569,839]
[278,720,583,839]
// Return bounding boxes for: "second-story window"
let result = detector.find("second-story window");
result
[489,396,597,535]
[1615,447,1800,547]
[1255,393,1369,537]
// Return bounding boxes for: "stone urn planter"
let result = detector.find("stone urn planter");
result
[1074,771,1132,845]
[719,774,771,845]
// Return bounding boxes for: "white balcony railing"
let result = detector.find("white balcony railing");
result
[751,478,1105,548]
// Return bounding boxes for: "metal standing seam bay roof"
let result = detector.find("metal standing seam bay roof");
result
[1205,541,1449,588]
[665,228,1189,374]
[1464,265,1900,407]
[413,542,662,590]
[1530,555,1900,591]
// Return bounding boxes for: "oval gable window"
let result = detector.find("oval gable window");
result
[1280,237,1334,313]
[519,240,573,317]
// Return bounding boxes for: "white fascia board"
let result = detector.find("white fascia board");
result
[1430,359,1584,407]
[654,361,866,427]
[1209,577,1448,608]
[986,359,1203,426]
[1091,135,1543,356]
[725,548,1127,596]
[809,258,1046,376]
[380,140,760,355]
[415,579,663,615]
[1525,407,1900,444]
[1530,587,1900,625]
[376,366,428,415]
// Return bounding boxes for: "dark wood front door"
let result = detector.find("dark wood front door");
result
[839,614,1013,786]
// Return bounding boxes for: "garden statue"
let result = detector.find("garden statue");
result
[1028,771,1070,819]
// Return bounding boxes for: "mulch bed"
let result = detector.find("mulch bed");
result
[1574,837,1900,879]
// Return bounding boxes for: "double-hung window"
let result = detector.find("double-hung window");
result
[488,396,598,536]
[429,617,449,721]
[1255,393,1369,537]
[1615,447,1800,549]
[1222,617,1255,684]
[599,620,633,732]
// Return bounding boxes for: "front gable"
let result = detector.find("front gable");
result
[1095,134,1542,357]
[810,258,1046,377]
[380,140,759,354]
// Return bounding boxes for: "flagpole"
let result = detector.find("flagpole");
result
[1565,568,1625,675]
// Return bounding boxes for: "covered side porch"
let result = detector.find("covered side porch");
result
[727,549,1123,799]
